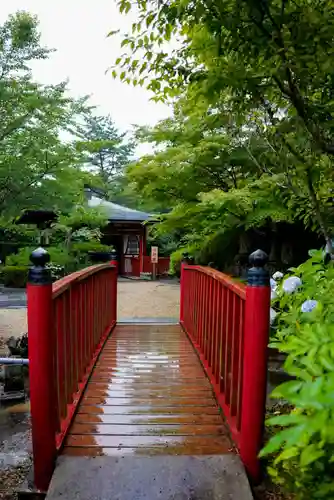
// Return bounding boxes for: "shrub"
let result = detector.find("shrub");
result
[6,246,70,268]
[261,250,334,499]
[170,248,184,277]
[170,246,197,277]
[2,266,28,288]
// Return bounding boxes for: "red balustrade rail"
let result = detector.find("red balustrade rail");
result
[143,256,170,276]
[180,260,270,481]
[27,256,117,492]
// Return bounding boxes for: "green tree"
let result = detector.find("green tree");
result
[76,112,134,198]
[0,11,94,218]
[111,0,334,250]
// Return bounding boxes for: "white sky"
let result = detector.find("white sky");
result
[0,0,171,154]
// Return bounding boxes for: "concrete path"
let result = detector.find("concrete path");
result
[47,455,253,500]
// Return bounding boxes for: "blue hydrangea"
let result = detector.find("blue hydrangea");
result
[270,308,277,324]
[272,271,284,280]
[301,300,318,313]
[282,276,302,294]
[270,278,277,289]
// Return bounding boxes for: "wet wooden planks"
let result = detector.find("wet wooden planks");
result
[63,324,233,457]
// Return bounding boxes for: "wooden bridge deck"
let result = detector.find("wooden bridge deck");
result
[63,324,233,457]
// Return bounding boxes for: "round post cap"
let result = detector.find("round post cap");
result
[249,249,268,267]
[248,249,269,286]
[30,247,50,267]
[28,247,52,284]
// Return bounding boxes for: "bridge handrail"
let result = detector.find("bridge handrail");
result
[52,263,112,297]
[27,252,117,492]
[181,265,246,298]
[180,253,270,481]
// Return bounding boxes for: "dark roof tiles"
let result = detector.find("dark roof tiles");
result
[88,196,152,222]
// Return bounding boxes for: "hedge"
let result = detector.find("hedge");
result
[1,266,28,288]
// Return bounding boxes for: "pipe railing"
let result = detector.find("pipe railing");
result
[0,357,29,365]
[180,250,270,481]
[27,247,117,492]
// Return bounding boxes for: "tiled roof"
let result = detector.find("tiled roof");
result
[88,196,153,222]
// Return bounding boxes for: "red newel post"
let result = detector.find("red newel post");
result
[110,251,118,275]
[240,249,270,482]
[27,247,57,492]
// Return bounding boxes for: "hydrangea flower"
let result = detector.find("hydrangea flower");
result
[270,278,277,289]
[272,271,284,280]
[282,276,302,294]
[301,300,318,313]
[270,308,277,325]
[271,288,277,300]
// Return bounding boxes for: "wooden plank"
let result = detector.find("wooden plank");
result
[63,324,233,457]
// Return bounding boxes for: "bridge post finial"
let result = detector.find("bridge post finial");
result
[247,249,269,286]
[28,246,52,284]
[27,246,56,491]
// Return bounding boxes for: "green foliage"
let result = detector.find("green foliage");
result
[2,266,28,288]
[70,241,111,268]
[261,252,334,498]
[169,245,197,277]
[0,12,100,218]
[112,0,334,257]
[169,248,185,277]
[7,246,70,268]
[76,113,135,201]
[59,205,108,233]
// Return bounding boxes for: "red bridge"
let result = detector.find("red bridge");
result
[26,248,270,498]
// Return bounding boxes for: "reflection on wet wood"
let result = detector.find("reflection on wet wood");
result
[63,325,233,457]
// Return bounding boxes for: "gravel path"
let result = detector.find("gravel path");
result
[0,280,180,350]
[117,280,180,319]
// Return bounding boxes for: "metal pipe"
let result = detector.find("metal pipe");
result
[0,357,29,365]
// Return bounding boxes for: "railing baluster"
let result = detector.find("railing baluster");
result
[213,283,221,384]
[223,288,231,401]
[230,294,240,416]
[219,285,227,393]
[208,279,216,369]
[55,297,65,426]
[236,299,245,430]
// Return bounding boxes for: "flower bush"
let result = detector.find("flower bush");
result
[261,250,334,499]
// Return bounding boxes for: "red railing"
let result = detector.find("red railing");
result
[143,256,170,276]
[180,260,270,481]
[27,257,117,492]
[121,255,170,277]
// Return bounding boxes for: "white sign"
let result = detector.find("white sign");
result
[151,246,158,264]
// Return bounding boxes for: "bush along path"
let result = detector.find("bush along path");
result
[260,250,334,499]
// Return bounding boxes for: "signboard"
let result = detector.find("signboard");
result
[151,246,159,264]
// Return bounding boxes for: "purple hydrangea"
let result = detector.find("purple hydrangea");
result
[282,276,302,294]
[270,278,277,289]
[301,300,318,313]
[270,308,277,325]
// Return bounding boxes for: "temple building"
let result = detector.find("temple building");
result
[85,187,169,277]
